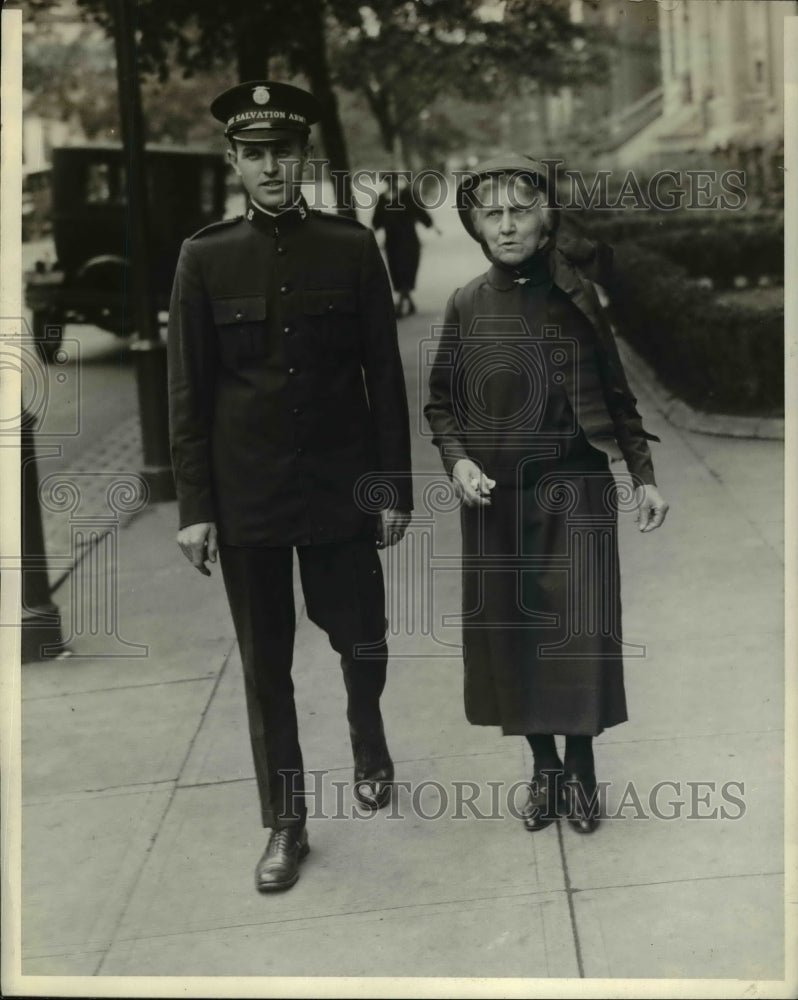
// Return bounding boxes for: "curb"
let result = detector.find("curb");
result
[616,336,785,441]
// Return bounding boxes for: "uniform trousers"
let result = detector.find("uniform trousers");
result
[219,535,388,830]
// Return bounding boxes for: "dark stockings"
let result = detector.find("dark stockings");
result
[526,734,595,776]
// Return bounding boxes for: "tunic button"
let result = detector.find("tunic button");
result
[235,311,243,320]
[284,324,293,335]
[277,246,287,255]
[288,367,296,375]
[327,303,335,311]
[280,284,290,294]
[293,407,301,415]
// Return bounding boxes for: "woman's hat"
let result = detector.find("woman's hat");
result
[455,154,557,242]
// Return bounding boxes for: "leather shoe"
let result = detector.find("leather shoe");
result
[563,772,600,834]
[255,827,309,892]
[521,769,563,832]
[351,724,394,810]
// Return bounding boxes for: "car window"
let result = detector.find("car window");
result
[85,161,127,205]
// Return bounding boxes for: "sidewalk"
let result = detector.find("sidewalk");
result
[16,217,786,990]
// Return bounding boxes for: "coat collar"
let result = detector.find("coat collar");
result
[244,195,310,235]
[485,253,553,292]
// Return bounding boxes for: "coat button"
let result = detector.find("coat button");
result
[288,367,298,376]
[280,284,290,294]
[283,324,293,335]
[296,447,303,456]
[327,303,335,311]
[235,311,243,320]
[277,246,287,255]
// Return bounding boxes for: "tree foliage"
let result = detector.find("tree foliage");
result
[23,1,610,179]
[328,0,608,165]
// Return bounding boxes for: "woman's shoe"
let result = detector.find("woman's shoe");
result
[521,768,564,832]
[563,772,600,834]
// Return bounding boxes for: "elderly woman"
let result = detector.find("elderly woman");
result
[425,156,668,834]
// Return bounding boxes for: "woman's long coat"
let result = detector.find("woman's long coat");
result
[424,242,659,736]
[372,190,433,292]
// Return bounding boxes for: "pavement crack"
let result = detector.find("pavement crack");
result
[94,648,235,974]
[555,820,585,978]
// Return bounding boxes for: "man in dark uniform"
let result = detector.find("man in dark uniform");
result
[168,81,413,892]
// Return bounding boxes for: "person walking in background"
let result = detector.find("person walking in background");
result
[372,173,439,318]
[425,155,668,836]
[168,81,413,892]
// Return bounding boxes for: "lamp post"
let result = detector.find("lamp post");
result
[111,0,175,502]
[21,408,64,662]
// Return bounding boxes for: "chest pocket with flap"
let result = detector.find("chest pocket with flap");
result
[211,295,269,366]
[303,288,358,357]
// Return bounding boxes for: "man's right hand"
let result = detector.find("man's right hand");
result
[176,522,218,576]
[452,459,496,507]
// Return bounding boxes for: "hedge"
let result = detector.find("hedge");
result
[564,211,783,290]
[608,242,784,416]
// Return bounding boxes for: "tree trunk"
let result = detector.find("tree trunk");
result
[235,18,270,80]
[300,0,356,218]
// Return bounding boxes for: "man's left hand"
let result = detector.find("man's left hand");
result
[376,509,411,548]
[635,485,669,533]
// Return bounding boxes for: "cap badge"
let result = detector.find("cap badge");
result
[252,86,270,105]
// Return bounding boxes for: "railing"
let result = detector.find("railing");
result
[600,87,664,152]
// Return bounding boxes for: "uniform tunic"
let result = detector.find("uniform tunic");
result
[168,198,413,545]
[425,248,658,736]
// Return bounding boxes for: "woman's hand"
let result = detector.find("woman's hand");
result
[453,459,496,507]
[635,485,669,532]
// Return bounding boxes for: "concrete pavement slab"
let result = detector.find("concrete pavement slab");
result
[110,755,565,946]
[177,652,255,787]
[559,730,782,890]
[21,636,232,697]
[602,630,782,742]
[22,675,216,798]
[618,564,782,644]
[100,891,577,978]
[678,436,783,560]
[573,873,783,980]
[22,787,172,965]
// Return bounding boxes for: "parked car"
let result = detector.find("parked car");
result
[21,164,53,242]
[24,143,227,360]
